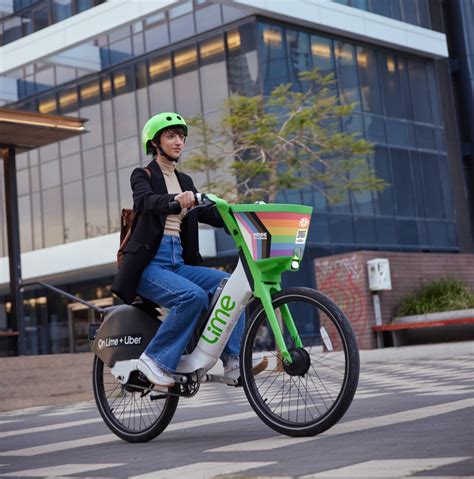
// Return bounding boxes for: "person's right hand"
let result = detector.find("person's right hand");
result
[175,191,195,209]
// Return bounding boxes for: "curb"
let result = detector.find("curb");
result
[359,340,473,364]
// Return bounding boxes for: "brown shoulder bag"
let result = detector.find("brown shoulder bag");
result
[116,167,151,269]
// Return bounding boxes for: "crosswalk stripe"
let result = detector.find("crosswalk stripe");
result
[0,418,101,439]
[0,420,22,426]
[299,457,470,478]
[0,463,125,477]
[128,461,276,479]
[207,398,473,452]
[0,410,257,457]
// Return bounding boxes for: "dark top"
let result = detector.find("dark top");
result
[111,158,223,304]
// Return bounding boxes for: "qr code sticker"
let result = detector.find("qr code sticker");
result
[295,229,307,244]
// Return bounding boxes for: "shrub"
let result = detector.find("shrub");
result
[394,278,474,318]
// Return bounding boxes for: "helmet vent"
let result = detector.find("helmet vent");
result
[166,116,172,121]
[176,115,182,120]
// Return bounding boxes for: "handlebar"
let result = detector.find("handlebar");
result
[168,193,214,213]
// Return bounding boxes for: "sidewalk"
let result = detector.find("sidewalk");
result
[359,340,473,364]
[0,341,472,412]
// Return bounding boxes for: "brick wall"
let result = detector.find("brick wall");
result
[314,251,474,350]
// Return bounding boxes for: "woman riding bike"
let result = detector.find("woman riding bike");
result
[111,112,254,387]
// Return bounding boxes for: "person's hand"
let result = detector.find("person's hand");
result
[175,191,195,209]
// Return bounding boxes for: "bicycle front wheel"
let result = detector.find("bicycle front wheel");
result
[241,287,359,437]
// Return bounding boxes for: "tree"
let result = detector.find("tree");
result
[183,68,386,203]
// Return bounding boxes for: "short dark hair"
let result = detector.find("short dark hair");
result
[150,126,186,156]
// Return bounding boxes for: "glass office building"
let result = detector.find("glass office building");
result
[0,0,471,355]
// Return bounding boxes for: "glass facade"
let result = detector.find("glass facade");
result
[0,8,460,355]
[0,0,105,46]
[0,16,455,260]
[332,0,437,30]
[261,20,454,254]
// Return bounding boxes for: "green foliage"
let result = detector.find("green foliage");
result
[394,278,474,318]
[184,68,387,203]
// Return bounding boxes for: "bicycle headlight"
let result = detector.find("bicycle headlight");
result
[291,259,300,270]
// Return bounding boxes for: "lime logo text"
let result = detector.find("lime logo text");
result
[202,295,236,344]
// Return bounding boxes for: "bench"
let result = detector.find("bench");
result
[372,315,474,347]
[0,331,19,337]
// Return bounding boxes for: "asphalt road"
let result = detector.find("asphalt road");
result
[0,349,473,478]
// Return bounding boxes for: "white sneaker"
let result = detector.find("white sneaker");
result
[137,354,175,387]
[223,356,269,381]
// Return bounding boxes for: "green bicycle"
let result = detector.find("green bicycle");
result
[92,194,360,441]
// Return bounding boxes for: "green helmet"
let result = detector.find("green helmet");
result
[141,112,188,155]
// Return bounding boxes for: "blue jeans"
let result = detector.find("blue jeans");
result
[136,235,244,373]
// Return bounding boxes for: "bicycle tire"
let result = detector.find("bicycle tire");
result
[241,287,359,437]
[92,356,179,442]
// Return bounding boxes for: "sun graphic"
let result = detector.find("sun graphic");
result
[299,217,310,228]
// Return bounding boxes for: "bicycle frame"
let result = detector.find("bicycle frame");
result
[176,194,313,373]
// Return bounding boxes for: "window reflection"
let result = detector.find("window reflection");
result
[173,46,197,75]
[379,52,403,118]
[52,0,72,22]
[286,29,311,91]
[19,195,33,252]
[226,24,258,96]
[357,47,382,114]
[149,55,172,83]
[259,23,288,94]
[84,175,108,237]
[63,180,85,242]
[42,187,63,247]
[335,42,361,109]
[390,148,415,216]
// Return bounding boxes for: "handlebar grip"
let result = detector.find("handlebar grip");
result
[168,201,182,214]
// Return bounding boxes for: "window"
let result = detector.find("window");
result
[61,154,82,183]
[195,3,222,33]
[398,219,419,245]
[354,217,376,245]
[410,152,426,217]
[419,152,444,218]
[40,160,60,189]
[400,0,418,25]
[408,59,432,123]
[80,104,103,149]
[52,0,72,22]
[286,29,311,91]
[113,92,138,140]
[84,175,108,237]
[370,147,394,215]
[42,187,63,247]
[226,24,258,96]
[335,42,361,109]
[390,149,415,217]
[357,47,382,114]
[19,195,33,252]
[379,52,403,118]
[83,146,104,177]
[370,0,391,16]
[258,23,288,94]
[330,215,354,244]
[63,180,85,242]
[199,36,228,113]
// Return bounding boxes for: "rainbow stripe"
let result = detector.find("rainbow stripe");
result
[234,211,311,261]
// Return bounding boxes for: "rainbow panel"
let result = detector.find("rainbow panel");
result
[234,210,311,261]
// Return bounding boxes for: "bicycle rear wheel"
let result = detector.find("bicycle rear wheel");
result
[241,287,359,437]
[92,356,179,442]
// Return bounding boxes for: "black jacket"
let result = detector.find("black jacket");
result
[111,158,223,304]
